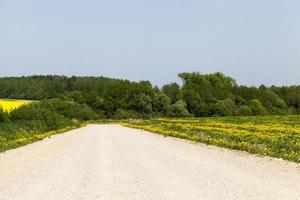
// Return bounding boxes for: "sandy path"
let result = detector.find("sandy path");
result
[0,125,299,200]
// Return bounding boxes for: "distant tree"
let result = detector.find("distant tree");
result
[152,93,171,116]
[214,101,233,116]
[179,72,236,101]
[287,86,300,112]
[223,98,236,114]
[235,105,253,116]
[249,99,267,115]
[114,109,138,119]
[180,90,203,116]
[259,89,288,114]
[169,100,191,117]
[0,73,299,118]
[131,94,153,117]
[162,83,181,104]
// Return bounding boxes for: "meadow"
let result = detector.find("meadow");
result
[0,99,31,112]
[121,116,300,163]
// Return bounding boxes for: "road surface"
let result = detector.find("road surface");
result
[0,125,299,200]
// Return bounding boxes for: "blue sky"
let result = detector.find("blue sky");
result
[0,0,299,86]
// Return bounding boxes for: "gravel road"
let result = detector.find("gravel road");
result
[0,125,299,200]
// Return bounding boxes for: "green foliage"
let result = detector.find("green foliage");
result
[223,98,236,114]
[169,100,191,117]
[287,86,300,112]
[10,103,70,130]
[152,93,171,116]
[179,72,236,101]
[162,82,180,103]
[40,98,98,120]
[0,120,80,152]
[131,94,153,117]
[181,90,204,117]
[259,89,288,113]
[114,109,138,119]
[0,73,299,118]
[214,101,233,116]
[0,107,9,122]
[249,99,267,115]
[0,72,299,153]
[235,105,253,116]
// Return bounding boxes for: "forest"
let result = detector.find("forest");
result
[0,72,299,119]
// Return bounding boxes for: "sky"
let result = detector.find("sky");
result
[0,0,299,86]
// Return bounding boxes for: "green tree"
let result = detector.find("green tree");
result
[249,99,267,115]
[235,105,253,116]
[162,83,180,103]
[214,101,233,116]
[259,89,288,114]
[169,100,190,117]
[181,90,204,116]
[152,93,171,116]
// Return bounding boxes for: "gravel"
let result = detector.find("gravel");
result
[0,124,299,200]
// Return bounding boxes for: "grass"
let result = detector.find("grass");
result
[0,99,32,112]
[121,116,300,163]
[0,120,83,152]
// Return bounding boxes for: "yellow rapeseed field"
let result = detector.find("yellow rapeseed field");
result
[0,99,31,112]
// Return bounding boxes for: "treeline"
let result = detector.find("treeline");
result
[0,73,299,118]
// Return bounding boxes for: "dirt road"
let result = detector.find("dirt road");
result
[0,125,299,200]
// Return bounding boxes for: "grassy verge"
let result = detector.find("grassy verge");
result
[120,116,300,163]
[0,121,84,152]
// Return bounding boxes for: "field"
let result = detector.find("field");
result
[0,99,31,112]
[121,116,300,163]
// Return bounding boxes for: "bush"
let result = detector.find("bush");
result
[169,100,191,117]
[131,94,153,116]
[249,99,267,115]
[10,102,45,121]
[223,98,236,114]
[214,101,232,116]
[259,90,288,113]
[42,111,70,130]
[0,107,8,122]
[10,103,71,130]
[114,109,138,119]
[152,93,171,116]
[40,98,98,120]
[181,89,203,117]
[235,105,253,116]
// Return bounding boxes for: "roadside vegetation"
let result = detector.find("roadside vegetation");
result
[121,116,300,163]
[0,72,300,158]
[0,98,96,152]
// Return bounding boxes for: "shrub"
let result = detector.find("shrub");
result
[39,98,98,120]
[235,105,253,116]
[214,101,232,116]
[259,90,288,113]
[10,103,70,130]
[114,109,138,119]
[169,100,191,117]
[10,102,45,121]
[152,93,171,116]
[0,107,8,122]
[249,99,267,115]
